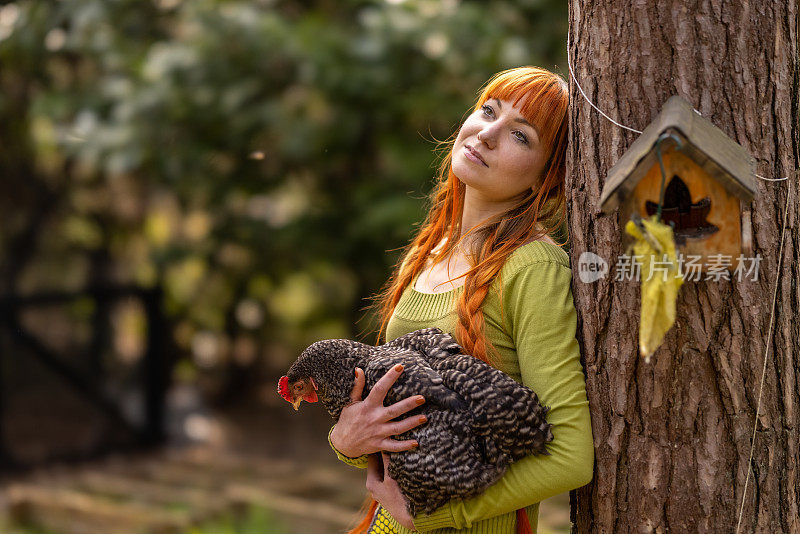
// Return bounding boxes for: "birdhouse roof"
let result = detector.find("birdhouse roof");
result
[599,95,756,214]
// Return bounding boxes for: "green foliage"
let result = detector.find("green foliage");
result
[0,0,567,394]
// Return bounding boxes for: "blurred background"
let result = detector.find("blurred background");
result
[0,0,570,532]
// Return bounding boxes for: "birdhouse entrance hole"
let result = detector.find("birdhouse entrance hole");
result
[645,175,719,244]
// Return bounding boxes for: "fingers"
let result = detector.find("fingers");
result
[366,364,404,405]
[385,414,427,436]
[384,395,425,420]
[379,438,419,453]
[349,367,366,403]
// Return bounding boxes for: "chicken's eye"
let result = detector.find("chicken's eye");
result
[294,383,303,390]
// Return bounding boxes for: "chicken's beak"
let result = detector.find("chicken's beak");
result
[291,398,303,411]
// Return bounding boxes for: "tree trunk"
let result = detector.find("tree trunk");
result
[566,2,798,533]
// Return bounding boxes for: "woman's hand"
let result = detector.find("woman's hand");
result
[329,364,427,459]
[366,452,416,531]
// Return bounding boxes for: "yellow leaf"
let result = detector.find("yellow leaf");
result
[624,215,684,362]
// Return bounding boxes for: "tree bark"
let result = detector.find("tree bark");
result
[566,2,799,533]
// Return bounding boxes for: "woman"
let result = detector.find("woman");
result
[329,67,594,534]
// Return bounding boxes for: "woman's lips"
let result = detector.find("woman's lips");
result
[464,144,488,167]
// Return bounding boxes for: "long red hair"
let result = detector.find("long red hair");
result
[374,66,569,363]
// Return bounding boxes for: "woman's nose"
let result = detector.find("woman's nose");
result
[477,127,496,149]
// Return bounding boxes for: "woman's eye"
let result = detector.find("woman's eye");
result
[481,104,494,118]
[513,130,529,145]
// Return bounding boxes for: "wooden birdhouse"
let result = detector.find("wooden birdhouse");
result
[599,95,757,272]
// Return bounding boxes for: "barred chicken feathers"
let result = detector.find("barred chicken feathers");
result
[280,327,553,516]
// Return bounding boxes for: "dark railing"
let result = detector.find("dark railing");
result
[0,285,170,471]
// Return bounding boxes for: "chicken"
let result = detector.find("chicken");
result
[278,327,553,516]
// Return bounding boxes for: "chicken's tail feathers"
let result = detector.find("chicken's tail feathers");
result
[348,496,379,534]
[516,508,534,534]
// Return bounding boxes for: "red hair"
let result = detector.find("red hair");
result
[373,66,569,363]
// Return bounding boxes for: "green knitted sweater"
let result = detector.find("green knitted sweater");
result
[330,241,594,533]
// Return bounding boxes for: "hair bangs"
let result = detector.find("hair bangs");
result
[475,67,568,151]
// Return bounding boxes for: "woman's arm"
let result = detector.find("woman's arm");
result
[413,260,595,531]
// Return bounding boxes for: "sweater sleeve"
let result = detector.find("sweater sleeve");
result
[328,426,369,469]
[413,260,595,531]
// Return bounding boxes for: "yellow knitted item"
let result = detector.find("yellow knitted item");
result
[368,506,402,534]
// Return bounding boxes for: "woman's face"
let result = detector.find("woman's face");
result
[452,97,547,204]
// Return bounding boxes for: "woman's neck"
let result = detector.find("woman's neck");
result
[459,187,521,249]
[458,186,556,249]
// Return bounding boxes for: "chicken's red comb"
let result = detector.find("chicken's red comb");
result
[277,376,291,402]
